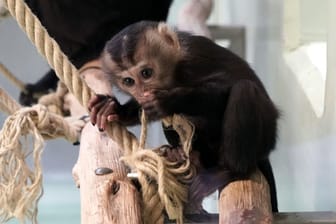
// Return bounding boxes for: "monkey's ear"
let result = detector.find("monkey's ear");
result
[157,22,180,50]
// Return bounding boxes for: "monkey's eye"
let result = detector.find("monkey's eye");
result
[140,68,153,79]
[122,77,135,87]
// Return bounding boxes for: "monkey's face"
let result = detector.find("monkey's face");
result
[102,22,182,114]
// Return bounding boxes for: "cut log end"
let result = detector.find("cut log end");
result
[219,170,273,223]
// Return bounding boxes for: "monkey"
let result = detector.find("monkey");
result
[88,21,279,212]
[19,0,173,106]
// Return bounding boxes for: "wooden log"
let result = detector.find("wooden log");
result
[72,62,142,224]
[219,171,273,223]
[73,124,142,224]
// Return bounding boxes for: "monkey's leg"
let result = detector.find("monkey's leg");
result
[258,158,278,212]
[219,79,278,176]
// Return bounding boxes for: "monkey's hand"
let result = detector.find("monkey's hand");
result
[88,94,121,131]
[140,90,174,120]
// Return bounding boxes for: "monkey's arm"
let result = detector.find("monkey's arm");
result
[148,84,228,117]
[219,80,278,176]
[88,94,141,131]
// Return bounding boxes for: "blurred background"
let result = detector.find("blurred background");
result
[1,0,336,223]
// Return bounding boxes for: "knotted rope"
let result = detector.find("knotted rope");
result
[0,62,69,116]
[37,82,69,116]
[0,103,81,223]
[122,113,195,223]
[0,88,85,223]
[3,0,195,223]
[0,107,44,224]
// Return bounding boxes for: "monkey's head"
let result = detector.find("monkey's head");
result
[101,21,183,105]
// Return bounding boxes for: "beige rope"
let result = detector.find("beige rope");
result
[122,114,195,224]
[0,111,43,224]
[0,104,79,223]
[0,62,25,91]
[38,82,69,115]
[0,87,20,114]
[3,0,141,161]
[0,89,84,223]
[3,0,195,223]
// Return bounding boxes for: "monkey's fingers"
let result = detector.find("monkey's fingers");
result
[90,100,108,126]
[88,94,110,111]
[96,98,121,131]
[97,105,112,131]
[107,114,119,122]
[88,94,102,111]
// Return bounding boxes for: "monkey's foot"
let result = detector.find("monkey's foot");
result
[154,145,187,164]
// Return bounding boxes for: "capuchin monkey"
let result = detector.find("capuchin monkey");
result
[88,21,279,212]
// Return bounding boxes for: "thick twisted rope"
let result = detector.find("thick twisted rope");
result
[3,0,141,156]
[3,0,194,223]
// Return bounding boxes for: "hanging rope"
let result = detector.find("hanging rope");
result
[0,62,25,91]
[0,87,85,223]
[0,103,82,224]
[2,0,195,223]
[0,108,44,224]
[122,113,195,223]
[0,87,20,115]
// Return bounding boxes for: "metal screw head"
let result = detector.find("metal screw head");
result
[95,167,113,176]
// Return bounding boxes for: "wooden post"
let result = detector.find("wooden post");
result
[72,63,143,224]
[72,124,143,224]
[219,171,273,223]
